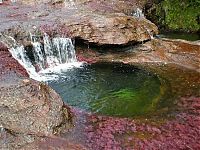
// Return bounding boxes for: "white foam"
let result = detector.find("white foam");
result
[38,61,84,81]
[8,33,84,82]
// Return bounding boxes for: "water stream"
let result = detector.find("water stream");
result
[157,32,200,41]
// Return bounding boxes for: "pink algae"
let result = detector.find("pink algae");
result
[72,96,200,149]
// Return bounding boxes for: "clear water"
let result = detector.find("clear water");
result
[49,63,168,117]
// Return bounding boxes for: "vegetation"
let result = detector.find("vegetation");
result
[145,0,200,32]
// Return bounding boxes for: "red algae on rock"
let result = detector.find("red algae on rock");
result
[82,98,200,150]
[0,49,29,77]
[76,48,99,64]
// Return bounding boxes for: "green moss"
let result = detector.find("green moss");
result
[147,0,200,32]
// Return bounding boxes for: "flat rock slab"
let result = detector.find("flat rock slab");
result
[0,0,158,45]
[95,39,200,71]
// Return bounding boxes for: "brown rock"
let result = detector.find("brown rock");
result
[64,12,158,44]
[0,50,29,77]
[96,38,200,71]
[0,78,71,136]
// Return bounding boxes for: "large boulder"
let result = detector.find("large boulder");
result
[0,77,71,136]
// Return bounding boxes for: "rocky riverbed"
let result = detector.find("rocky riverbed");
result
[75,38,200,149]
[0,0,200,149]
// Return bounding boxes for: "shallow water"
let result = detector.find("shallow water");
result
[157,32,200,41]
[49,63,170,117]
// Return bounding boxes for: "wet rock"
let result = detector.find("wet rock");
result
[0,41,8,51]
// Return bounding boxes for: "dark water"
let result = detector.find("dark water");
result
[157,32,200,41]
[49,63,169,117]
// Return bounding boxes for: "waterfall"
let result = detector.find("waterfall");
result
[9,45,40,79]
[32,42,46,70]
[132,8,144,18]
[8,33,82,81]
[52,37,77,63]
[30,33,77,69]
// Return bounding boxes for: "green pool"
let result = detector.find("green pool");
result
[49,63,169,117]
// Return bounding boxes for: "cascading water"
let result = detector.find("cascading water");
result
[132,8,144,18]
[52,37,77,64]
[8,33,83,81]
[32,42,46,70]
[9,45,40,79]
[31,33,78,69]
